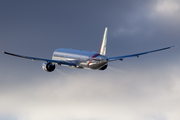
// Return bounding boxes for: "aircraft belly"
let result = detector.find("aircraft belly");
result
[88,62,107,69]
[78,60,89,68]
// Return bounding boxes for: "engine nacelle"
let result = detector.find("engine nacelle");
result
[42,62,55,72]
[98,64,108,70]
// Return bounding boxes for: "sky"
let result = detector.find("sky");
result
[0,0,180,120]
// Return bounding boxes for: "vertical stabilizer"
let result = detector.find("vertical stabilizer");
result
[99,27,108,55]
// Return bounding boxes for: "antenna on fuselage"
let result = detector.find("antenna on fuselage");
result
[99,27,108,56]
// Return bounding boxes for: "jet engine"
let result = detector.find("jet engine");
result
[99,64,108,70]
[42,62,55,72]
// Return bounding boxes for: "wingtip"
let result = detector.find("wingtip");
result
[169,45,177,48]
[2,51,9,54]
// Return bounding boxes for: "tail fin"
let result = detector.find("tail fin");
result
[99,27,108,56]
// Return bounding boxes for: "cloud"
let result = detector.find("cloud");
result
[149,0,180,22]
[155,0,179,15]
[0,64,180,120]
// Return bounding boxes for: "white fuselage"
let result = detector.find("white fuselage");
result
[52,48,108,70]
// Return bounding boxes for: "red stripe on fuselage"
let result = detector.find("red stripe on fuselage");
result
[88,54,100,67]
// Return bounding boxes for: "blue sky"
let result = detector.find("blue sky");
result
[0,0,180,120]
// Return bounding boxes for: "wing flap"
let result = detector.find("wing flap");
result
[108,46,175,62]
[3,51,77,66]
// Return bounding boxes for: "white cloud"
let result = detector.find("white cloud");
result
[154,0,180,16]
[0,65,180,120]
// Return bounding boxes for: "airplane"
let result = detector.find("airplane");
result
[3,27,175,72]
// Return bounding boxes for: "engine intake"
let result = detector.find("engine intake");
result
[42,62,55,72]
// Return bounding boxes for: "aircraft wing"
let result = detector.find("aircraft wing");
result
[108,46,175,62]
[3,51,77,66]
